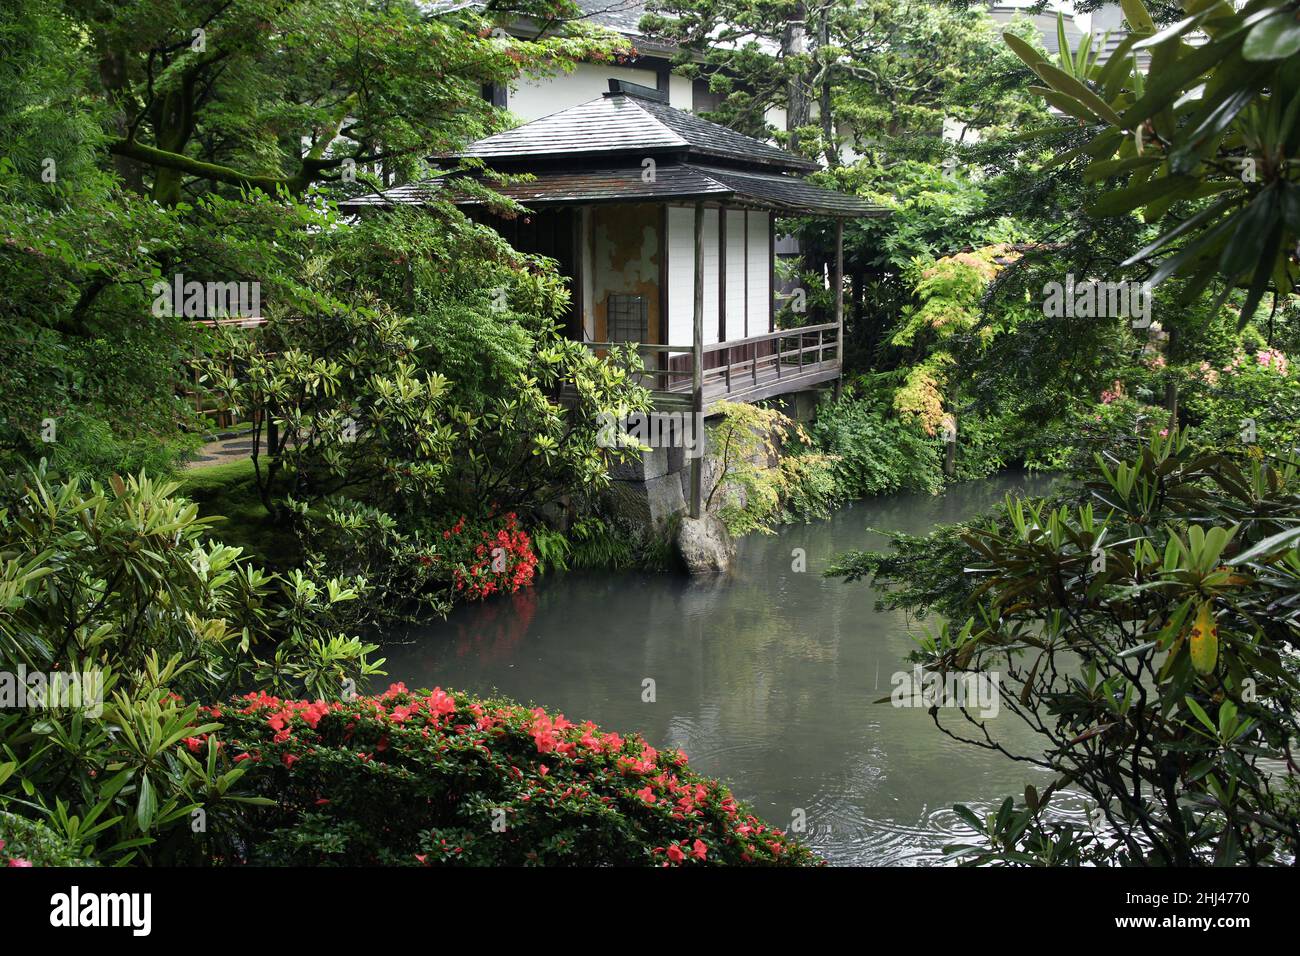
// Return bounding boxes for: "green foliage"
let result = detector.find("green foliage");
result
[837,430,1300,865]
[215,684,820,866]
[810,388,944,497]
[642,0,1049,165]
[0,464,383,864]
[828,521,984,620]
[0,809,95,867]
[73,0,625,204]
[201,199,653,531]
[543,515,674,573]
[1004,0,1300,324]
[0,161,206,480]
[705,400,836,535]
[177,458,299,569]
[1181,344,1300,450]
[826,161,1028,278]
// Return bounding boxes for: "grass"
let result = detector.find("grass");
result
[177,457,300,570]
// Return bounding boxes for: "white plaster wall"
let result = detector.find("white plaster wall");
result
[669,74,693,110]
[667,206,694,346]
[746,212,770,334]
[581,207,595,340]
[725,212,746,338]
[701,209,720,344]
[666,206,721,346]
[508,63,659,121]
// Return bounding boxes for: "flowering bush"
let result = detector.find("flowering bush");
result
[212,684,818,866]
[0,811,93,867]
[1182,345,1300,451]
[437,513,538,601]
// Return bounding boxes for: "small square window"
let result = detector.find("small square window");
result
[607,294,648,344]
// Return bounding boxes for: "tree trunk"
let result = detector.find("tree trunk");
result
[151,89,193,206]
[783,6,811,151]
[1165,326,1179,434]
[817,14,839,167]
[95,43,145,193]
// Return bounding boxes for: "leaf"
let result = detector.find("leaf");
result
[1121,192,1239,266]
[1133,12,1211,51]
[1099,35,1142,100]
[1084,155,1160,183]
[1228,524,1300,565]
[137,774,157,832]
[1030,61,1126,126]
[1189,600,1219,676]
[1120,0,1157,36]
[1004,31,1048,69]
[1029,85,1101,124]
[1118,640,1158,658]
[1122,33,1249,125]
[1087,175,1197,218]
[1184,695,1218,733]
[1242,11,1300,61]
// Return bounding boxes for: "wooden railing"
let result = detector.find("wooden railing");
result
[183,316,267,430]
[583,322,840,407]
[701,321,840,395]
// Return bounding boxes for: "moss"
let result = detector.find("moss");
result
[177,458,300,569]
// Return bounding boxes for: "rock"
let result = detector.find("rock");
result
[676,513,735,575]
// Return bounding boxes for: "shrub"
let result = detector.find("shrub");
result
[290,496,452,625]
[437,512,538,601]
[835,430,1300,866]
[1181,347,1300,452]
[213,684,820,867]
[0,464,383,864]
[705,400,839,535]
[533,514,675,573]
[0,810,94,867]
[811,391,943,497]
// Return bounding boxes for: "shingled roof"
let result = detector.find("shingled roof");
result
[462,85,819,173]
[340,163,886,217]
[341,82,886,218]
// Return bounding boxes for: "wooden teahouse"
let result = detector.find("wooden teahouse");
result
[343,79,887,514]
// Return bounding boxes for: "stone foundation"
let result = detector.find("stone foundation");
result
[599,385,833,545]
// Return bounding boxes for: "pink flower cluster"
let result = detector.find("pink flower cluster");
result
[0,839,31,867]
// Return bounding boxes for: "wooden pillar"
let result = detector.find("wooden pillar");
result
[570,206,584,342]
[690,202,705,519]
[833,218,844,400]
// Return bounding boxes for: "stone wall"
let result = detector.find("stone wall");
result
[600,385,832,533]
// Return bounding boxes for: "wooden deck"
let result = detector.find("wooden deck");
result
[585,321,841,414]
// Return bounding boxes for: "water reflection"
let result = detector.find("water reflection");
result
[381,471,1085,865]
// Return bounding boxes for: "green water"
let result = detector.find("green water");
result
[381,470,1086,864]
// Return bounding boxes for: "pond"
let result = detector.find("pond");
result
[380,470,1089,865]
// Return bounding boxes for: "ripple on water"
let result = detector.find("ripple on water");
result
[380,472,1065,865]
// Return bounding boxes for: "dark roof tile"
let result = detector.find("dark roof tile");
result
[340,163,887,218]
[462,90,817,172]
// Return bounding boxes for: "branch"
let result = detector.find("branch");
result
[107,138,294,194]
